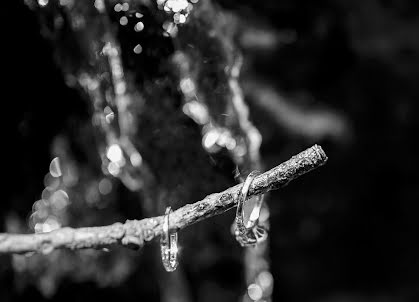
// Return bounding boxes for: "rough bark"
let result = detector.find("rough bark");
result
[0,145,327,255]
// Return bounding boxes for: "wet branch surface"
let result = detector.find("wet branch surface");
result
[0,145,327,255]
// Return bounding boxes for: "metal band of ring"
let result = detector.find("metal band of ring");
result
[160,206,179,272]
[235,171,268,247]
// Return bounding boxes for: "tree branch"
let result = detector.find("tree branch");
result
[0,145,327,255]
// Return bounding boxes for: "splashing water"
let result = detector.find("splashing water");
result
[169,2,272,300]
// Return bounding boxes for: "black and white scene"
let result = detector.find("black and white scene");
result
[1,1,418,302]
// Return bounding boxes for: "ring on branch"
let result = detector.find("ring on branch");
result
[0,144,327,256]
[234,171,268,247]
[160,206,179,272]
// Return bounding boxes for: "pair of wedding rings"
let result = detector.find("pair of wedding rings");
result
[160,171,267,272]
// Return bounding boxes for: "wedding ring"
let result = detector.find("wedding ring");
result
[160,206,179,272]
[235,171,268,247]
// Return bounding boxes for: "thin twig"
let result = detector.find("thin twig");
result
[0,145,327,255]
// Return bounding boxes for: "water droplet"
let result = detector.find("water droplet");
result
[130,152,142,167]
[257,271,273,290]
[119,16,128,26]
[107,162,120,176]
[41,188,53,200]
[107,144,123,163]
[134,21,144,32]
[179,14,186,24]
[182,101,209,125]
[133,44,142,54]
[44,173,60,190]
[202,129,220,152]
[94,0,105,12]
[234,144,247,157]
[98,178,113,195]
[247,283,263,301]
[50,190,69,210]
[225,137,237,150]
[38,0,48,7]
[49,157,62,177]
[121,2,129,11]
[216,131,230,147]
[115,81,126,94]
[180,78,195,95]
[166,0,188,12]
[114,3,122,12]
[32,199,48,213]
[36,208,49,220]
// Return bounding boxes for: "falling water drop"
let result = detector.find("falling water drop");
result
[247,283,263,301]
[119,16,128,26]
[32,199,48,212]
[134,22,144,32]
[121,2,129,11]
[202,129,220,152]
[98,178,113,195]
[41,187,53,200]
[133,44,143,54]
[94,0,105,12]
[44,173,60,190]
[106,144,123,163]
[38,0,49,7]
[49,157,62,177]
[257,271,273,291]
[130,152,142,167]
[179,14,186,24]
[114,3,122,12]
[50,190,69,210]
[107,162,120,176]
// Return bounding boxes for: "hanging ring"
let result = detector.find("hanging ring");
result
[160,206,179,272]
[235,171,268,247]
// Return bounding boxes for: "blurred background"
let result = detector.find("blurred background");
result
[1,0,419,301]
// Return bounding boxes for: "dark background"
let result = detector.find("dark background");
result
[1,0,419,301]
